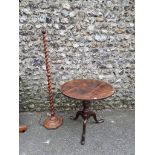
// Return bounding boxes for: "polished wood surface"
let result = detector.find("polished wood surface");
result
[42,31,63,129]
[61,79,114,101]
[19,125,28,133]
[61,79,114,145]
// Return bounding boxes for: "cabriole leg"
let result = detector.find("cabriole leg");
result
[81,118,87,145]
[89,111,104,123]
[70,111,83,120]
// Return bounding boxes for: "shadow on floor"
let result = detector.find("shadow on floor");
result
[19,110,135,155]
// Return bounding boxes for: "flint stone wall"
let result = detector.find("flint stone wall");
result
[19,0,135,111]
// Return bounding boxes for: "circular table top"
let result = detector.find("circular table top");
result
[60,79,114,101]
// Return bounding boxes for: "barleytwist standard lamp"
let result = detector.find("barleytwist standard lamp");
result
[42,31,63,129]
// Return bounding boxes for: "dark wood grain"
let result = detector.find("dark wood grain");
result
[60,79,114,145]
[61,79,114,101]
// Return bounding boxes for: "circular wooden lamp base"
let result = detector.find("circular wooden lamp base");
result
[43,115,63,129]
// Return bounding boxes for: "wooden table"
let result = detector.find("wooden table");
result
[60,79,114,145]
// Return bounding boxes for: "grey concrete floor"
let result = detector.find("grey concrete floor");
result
[19,110,135,155]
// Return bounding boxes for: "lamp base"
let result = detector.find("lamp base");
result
[43,115,63,129]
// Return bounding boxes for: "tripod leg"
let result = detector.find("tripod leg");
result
[89,111,104,123]
[81,119,87,145]
[70,111,83,120]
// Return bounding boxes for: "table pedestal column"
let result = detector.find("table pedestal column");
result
[71,101,104,145]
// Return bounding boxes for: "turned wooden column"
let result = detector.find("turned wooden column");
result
[42,31,63,129]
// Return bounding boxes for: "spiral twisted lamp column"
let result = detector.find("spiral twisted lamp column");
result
[42,31,63,129]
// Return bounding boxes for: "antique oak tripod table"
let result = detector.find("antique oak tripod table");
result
[60,79,114,145]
